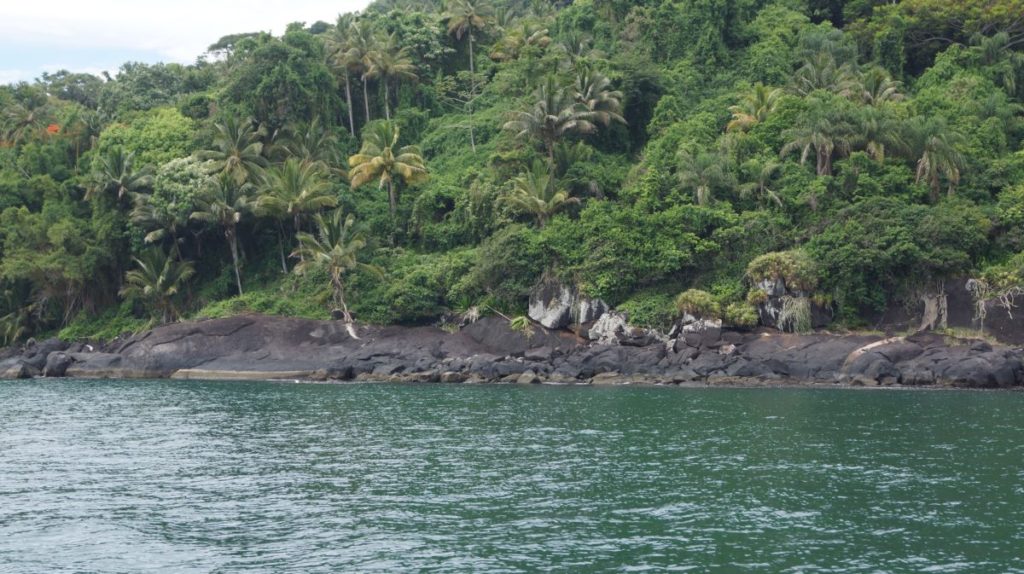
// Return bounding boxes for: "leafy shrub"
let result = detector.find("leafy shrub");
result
[746,249,818,292]
[617,289,677,329]
[675,289,721,319]
[723,302,759,328]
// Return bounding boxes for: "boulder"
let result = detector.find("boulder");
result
[43,352,74,377]
[0,360,39,379]
[516,370,541,384]
[587,311,667,347]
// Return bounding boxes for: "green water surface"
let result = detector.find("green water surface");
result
[1,380,1022,572]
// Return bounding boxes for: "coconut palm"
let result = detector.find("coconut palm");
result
[444,0,494,78]
[780,107,853,177]
[131,194,188,259]
[197,116,268,184]
[364,32,418,121]
[119,248,195,323]
[573,63,625,127]
[292,209,378,326]
[190,173,257,295]
[727,83,782,132]
[503,75,597,169]
[489,22,551,61]
[326,16,359,135]
[904,117,966,201]
[272,117,344,175]
[677,150,734,206]
[348,120,429,216]
[259,159,337,234]
[500,160,578,227]
[344,22,378,124]
[1,98,51,147]
[86,148,154,201]
[738,157,783,208]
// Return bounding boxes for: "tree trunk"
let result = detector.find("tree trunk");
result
[344,73,355,135]
[334,274,353,324]
[384,82,391,120]
[387,179,397,215]
[363,77,371,123]
[227,228,243,296]
[277,221,288,273]
[468,32,477,153]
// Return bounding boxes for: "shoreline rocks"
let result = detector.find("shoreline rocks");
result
[1,314,1022,389]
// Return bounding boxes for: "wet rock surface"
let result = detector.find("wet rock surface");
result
[1,314,1022,388]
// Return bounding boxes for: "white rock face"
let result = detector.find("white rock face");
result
[528,280,608,330]
[588,311,668,346]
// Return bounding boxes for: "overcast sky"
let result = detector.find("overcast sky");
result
[0,0,373,85]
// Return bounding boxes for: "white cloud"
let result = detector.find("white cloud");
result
[1,0,371,65]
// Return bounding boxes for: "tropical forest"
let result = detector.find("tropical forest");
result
[2,0,1024,344]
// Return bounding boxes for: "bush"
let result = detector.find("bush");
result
[617,289,677,329]
[746,249,818,292]
[675,289,720,319]
[723,302,759,328]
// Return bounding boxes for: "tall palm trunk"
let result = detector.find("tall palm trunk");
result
[384,82,391,120]
[387,180,397,215]
[276,221,288,273]
[227,227,243,296]
[344,73,356,135]
[363,77,371,123]
[468,32,477,153]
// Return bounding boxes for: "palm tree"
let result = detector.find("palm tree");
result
[904,117,966,201]
[677,150,734,206]
[86,148,154,201]
[500,160,578,227]
[292,209,378,326]
[780,107,853,177]
[326,16,358,135]
[273,117,344,175]
[120,248,195,324]
[573,63,625,127]
[364,32,418,121]
[1,98,51,147]
[489,22,551,61]
[858,67,904,107]
[190,173,257,295]
[346,23,379,124]
[444,0,494,78]
[197,116,268,184]
[727,83,782,132]
[348,121,428,216]
[738,157,783,208]
[853,107,905,163]
[131,194,188,260]
[259,159,337,272]
[791,52,857,97]
[503,75,597,169]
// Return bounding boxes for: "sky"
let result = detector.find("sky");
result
[0,0,373,85]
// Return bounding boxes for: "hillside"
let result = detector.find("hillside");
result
[1,0,1023,344]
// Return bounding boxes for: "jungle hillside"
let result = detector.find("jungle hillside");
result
[2,0,1024,344]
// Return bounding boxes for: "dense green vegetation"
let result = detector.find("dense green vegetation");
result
[2,0,1024,344]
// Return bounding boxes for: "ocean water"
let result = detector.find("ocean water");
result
[1,379,1022,573]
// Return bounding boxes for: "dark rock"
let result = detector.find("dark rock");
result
[43,352,74,377]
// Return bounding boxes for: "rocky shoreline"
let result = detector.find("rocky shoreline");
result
[2,314,1023,389]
